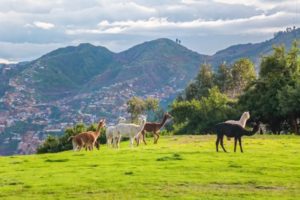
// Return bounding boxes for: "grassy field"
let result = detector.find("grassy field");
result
[0,135,299,200]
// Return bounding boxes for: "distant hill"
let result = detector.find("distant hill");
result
[210,27,300,67]
[13,38,206,101]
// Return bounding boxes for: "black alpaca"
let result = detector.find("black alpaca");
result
[214,122,260,153]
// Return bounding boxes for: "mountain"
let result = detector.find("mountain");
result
[0,38,207,155]
[210,27,300,67]
[0,28,299,155]
[89,38,207,92]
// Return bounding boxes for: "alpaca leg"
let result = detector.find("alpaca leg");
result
[234,137,237,152]
[113,136,119,148]
[216,137,220,152]
[155,132,160,144]
[117,136,121,148]
[220,136,227,152]
[72,141,77,151]
[113,137,117,148]
[238,138,243,153]
[95,142,100,150]
[130,137,134,148]
[142,131,147,145]
[154,132,159,144]
[106,136,111,147]
[90,144,94,151]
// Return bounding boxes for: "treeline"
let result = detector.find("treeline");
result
[170,42,300,135]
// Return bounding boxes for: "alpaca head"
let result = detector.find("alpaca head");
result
[165,112,173,119]
[118,116,126,123]
[243,112,250,120]
[138,115,147,125]
[98,119,106,128]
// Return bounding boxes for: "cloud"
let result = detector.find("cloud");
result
[0,58,17,64]
[0,0,299,61]
[33,21,55,30]
[66,12,296,36]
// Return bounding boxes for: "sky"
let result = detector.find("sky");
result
[0,0,299,63]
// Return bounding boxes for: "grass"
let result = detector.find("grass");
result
[0,135,299,199]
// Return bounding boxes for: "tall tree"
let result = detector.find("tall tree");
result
[214,62,233,95]
[185,63,214,100]
[127,96,146,122]
[127,96,161,122]
[239,42,300,134]
[231,58,256,97]
[278,41,300,134]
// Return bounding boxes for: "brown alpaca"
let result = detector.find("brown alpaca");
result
[138,113,172,145]
[68,119,106,151]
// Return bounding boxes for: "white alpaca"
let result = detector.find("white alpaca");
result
[106,117,126,147]
[114,116,146,148]
[225,111,250,128]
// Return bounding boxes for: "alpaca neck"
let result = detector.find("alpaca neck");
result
[159,115,168,128]
[239,113,249,127]
[139,120,146,131]
[94,123,102,138]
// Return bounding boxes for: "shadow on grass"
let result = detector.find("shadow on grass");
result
[157,153,183,161]
[45,159,69,163]
[124,171,134,175]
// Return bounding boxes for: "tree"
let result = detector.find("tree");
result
[231,58,256,97]
[277,41,300,134]
[127,96,160,122]
[185,63,214,100]
[144,97,160,121]
[239,42,300,134]
[127,96,146,122]
[214,62,233,95]
[171,87,237,134]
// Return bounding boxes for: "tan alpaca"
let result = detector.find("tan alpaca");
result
[68,119,106,151]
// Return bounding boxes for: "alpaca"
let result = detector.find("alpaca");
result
[114,116,147,148]
[106,117,126,147]
[225,111,250,128]
[138,113,172,146]
[214,122,260,153]
[225,111,250,140]
[68,119,106,151]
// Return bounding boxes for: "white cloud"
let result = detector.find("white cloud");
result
[0,58,17,64]
[66,12,296,36]
[0,0,299,61]
[33,21,55,30]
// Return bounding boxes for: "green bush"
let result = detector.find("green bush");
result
[37,123,107,154]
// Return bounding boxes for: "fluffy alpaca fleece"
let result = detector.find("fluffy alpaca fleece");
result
[106,117,126,147]
[68,119,106,151]
[114,116,146,148]
[225,111,250,128]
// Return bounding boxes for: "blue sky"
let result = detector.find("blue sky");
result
[0,0,299,63]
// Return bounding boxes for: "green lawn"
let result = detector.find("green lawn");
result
[0,135,299,199]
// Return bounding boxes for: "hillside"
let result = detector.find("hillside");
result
[0,135,299,199]
[210,28,300,67]
[0,38,207,155]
